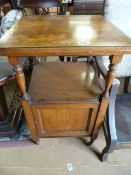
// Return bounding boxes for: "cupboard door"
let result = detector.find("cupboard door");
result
[32,103,99,137]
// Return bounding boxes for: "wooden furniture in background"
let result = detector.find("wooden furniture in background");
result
[0,16,131,155]
[18,0,67,15]
[9,0,17,9]
[96,56,131,161]
[73,0,106,15]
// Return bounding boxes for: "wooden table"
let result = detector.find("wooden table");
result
[0,15,131,148]
[73,0,106,15]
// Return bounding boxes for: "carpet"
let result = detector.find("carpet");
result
[0,63,33,146]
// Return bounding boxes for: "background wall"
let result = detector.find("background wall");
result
[105,0,131,37]
[105,0,131,60]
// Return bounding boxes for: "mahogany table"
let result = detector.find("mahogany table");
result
[0,15,131,152]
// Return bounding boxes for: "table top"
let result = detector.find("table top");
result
[0,15,131,56]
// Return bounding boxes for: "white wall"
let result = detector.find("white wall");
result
[105,0,131,38]
[105,0,131,62]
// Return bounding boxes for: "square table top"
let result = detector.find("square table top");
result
[0,15,131,56]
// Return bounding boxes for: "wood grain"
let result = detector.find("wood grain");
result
[29,62,101,102]
[0,15,131,56]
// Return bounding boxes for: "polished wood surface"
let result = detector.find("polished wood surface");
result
[0,16,131,56]
[29,62,101,102]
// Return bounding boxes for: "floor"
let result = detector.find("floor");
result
[0,129,131,175]
[0,57,131,175]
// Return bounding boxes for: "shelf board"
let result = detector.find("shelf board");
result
[29,62,102,103]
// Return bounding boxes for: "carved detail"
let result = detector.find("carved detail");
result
[13,64,28,100]
[103,55,122,97]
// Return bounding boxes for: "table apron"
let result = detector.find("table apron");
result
[0,47,131,57]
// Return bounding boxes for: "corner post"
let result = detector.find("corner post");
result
[8,56,39,143]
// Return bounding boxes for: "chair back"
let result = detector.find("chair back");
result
[18,0,66,15]
[73,0,106,15]
[0,0,9,7]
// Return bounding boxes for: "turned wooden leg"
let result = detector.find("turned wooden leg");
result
[91,55,123,140]
[13,64,28,100]
[8,56,39,143]
[21,100,39,143]
[103,55,122,98]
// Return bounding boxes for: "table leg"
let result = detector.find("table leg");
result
[9,56,39,143]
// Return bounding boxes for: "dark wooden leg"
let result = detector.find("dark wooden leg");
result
[43,56,47,62]
[67,57,71,62]
[10,56,39,143]
[101,79,120,161]
[101,120,115,162]
[87,56,93,63]
[124,76,130,93]
[28,57,34,72]
[10,0,18,9]
[101,119,117,162]
[72,56,77,62]
[28,56,40,72]
[98,70,100,78]
[0,86,8,121]
[59,56,64,62]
